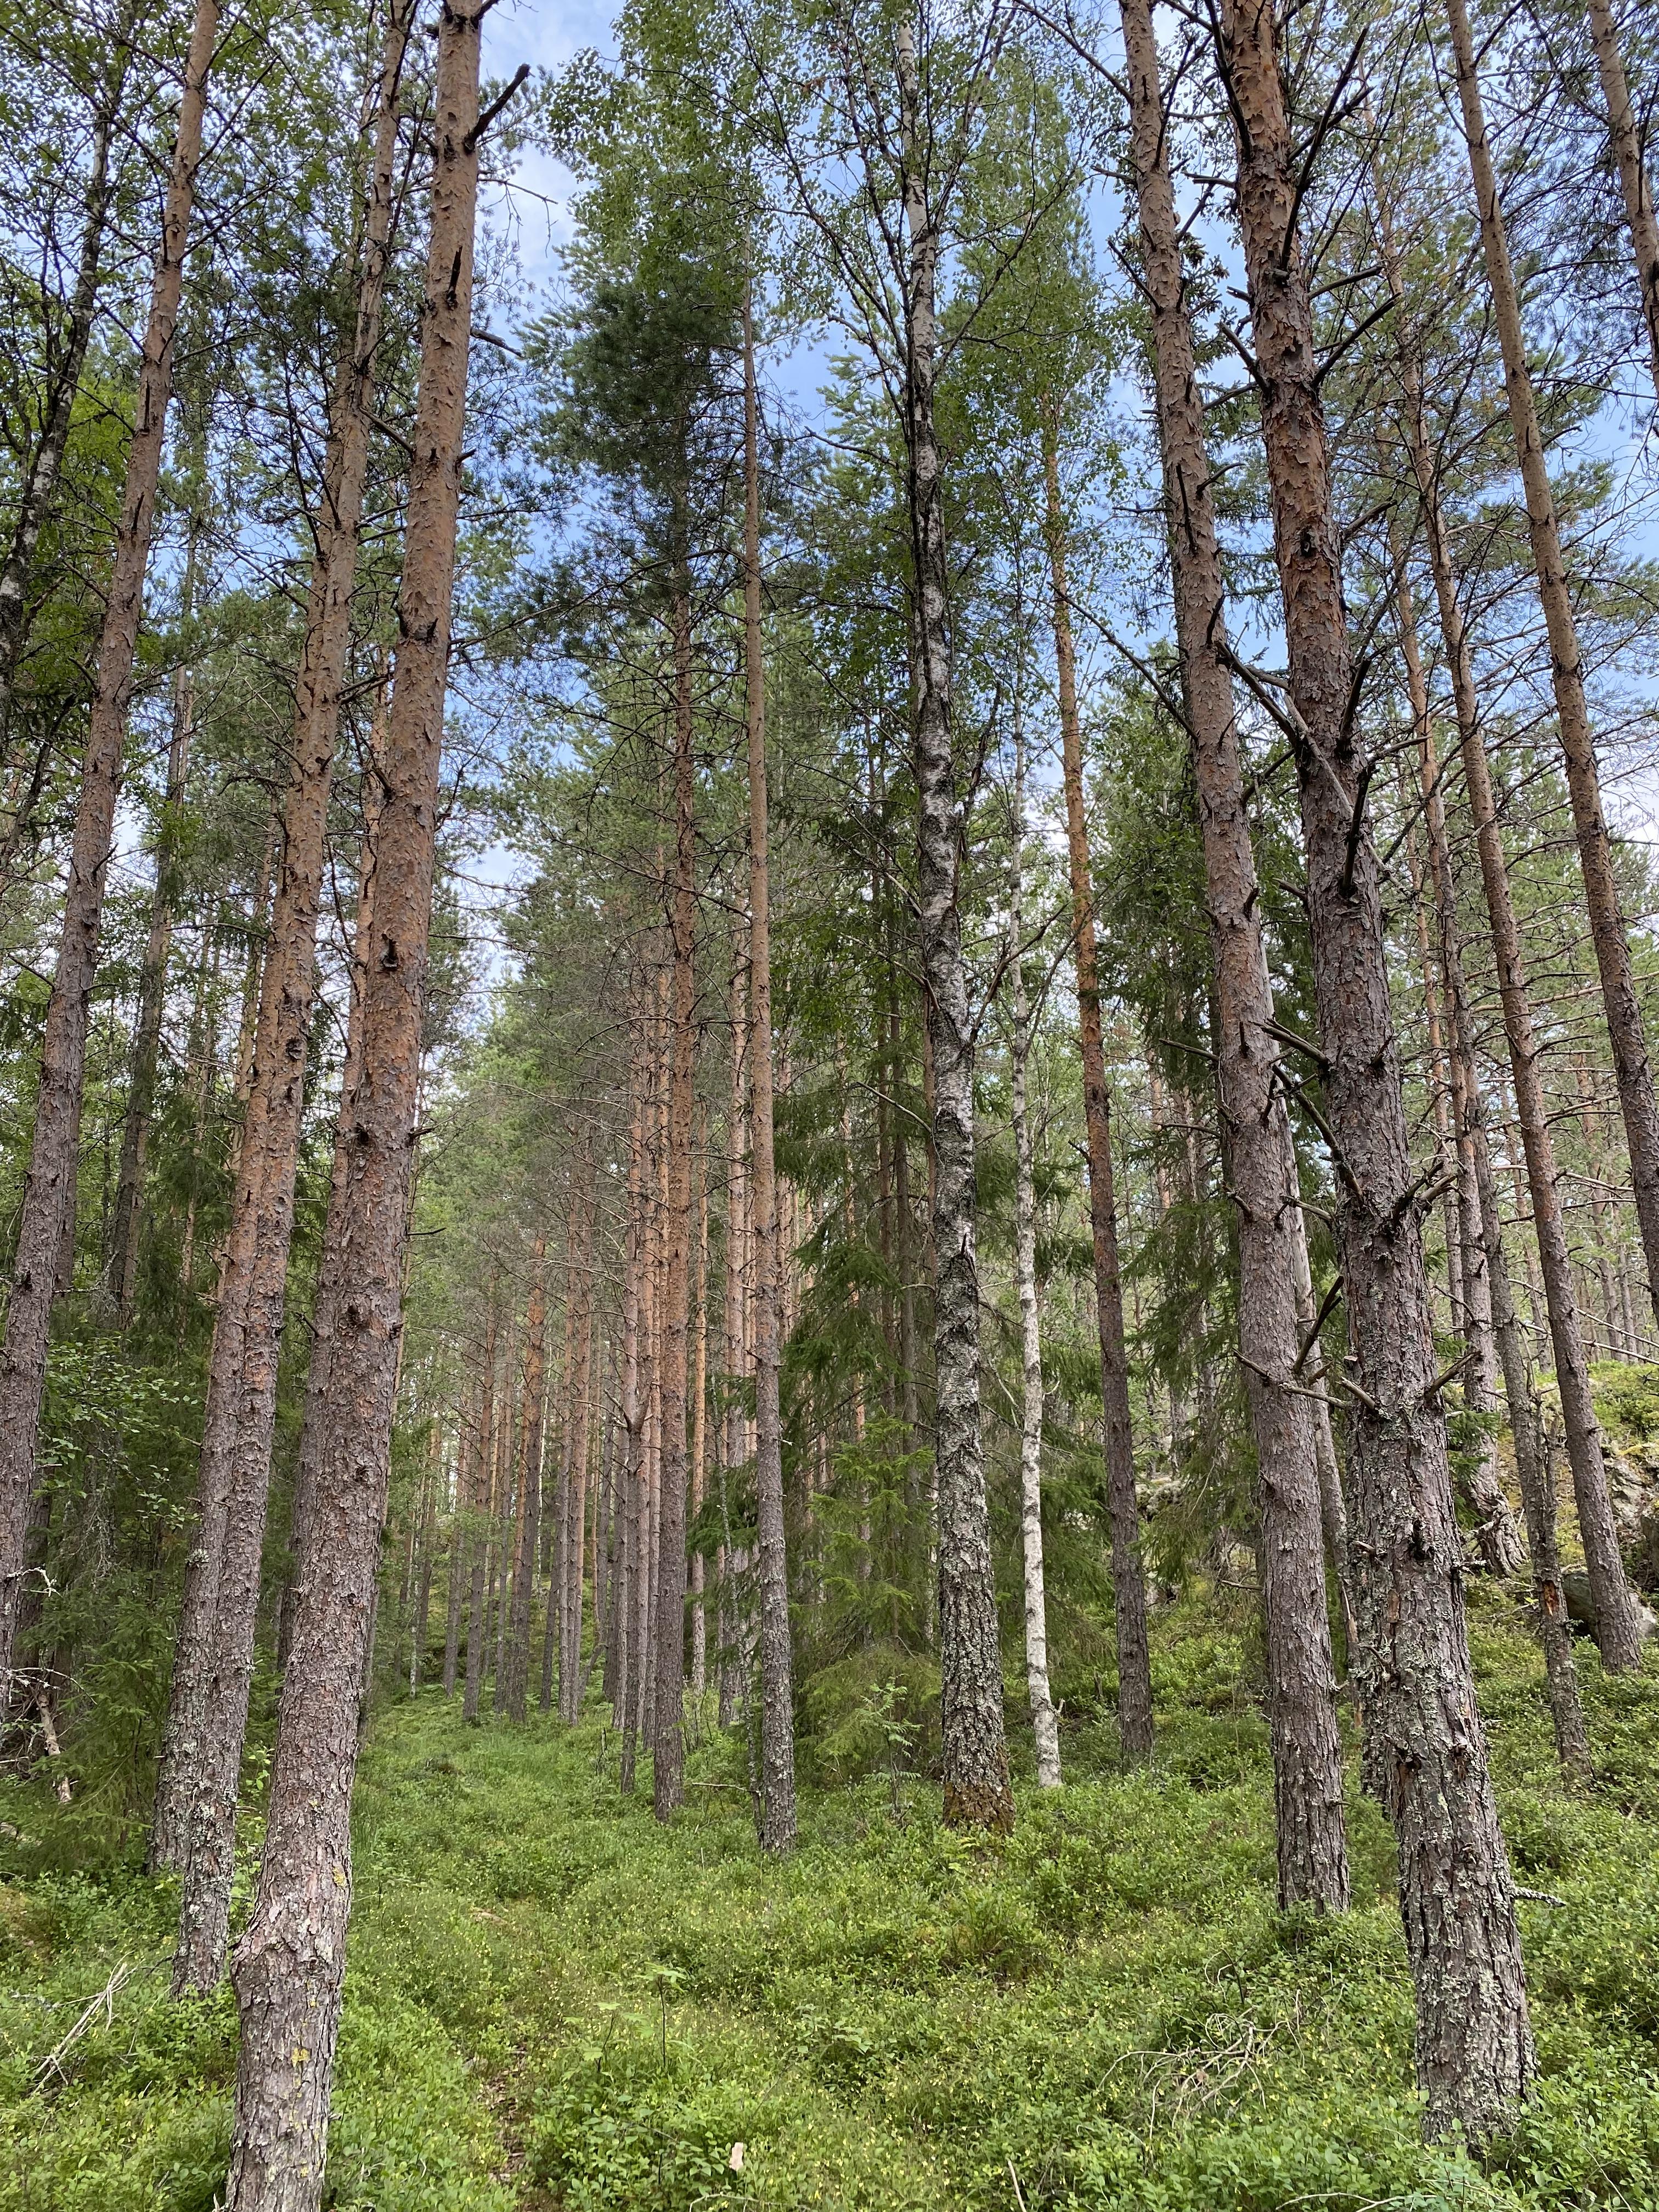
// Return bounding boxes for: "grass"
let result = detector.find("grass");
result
[1,1578,1658,2210]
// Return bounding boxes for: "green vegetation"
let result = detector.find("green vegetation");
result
[4,1584,1657,2212]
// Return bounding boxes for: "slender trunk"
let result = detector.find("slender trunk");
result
[160,0,410,1893]
[1223,0,1530,2132]
[690,1142,709,1696]
[895,31,1012,1830]
[743,285,798,1847]
[111,661,193,1314]
[1577,1060,1627,1358]
[1042,424,1154,1763]
[652,579,697,1819]
[226,8,486,2189]
[561,1171,595,1722]
[1586,0,1659,394]
[1122,0,1346,1902]
[1380,180,1644,1674]
[1395,573,1523,1577]
[1449,0,1659,1337]
[719,950,747,1731]
[507,1240,546,1722]
[411,1431,436,1694]
[618,1028,650,1785]
[0,0,217,1700]
[1007,738,1060,1790]
[0,17,132,751]
[1277,1109,1358,1657]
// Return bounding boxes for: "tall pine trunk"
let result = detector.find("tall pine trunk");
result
[0,13,133,755]
[1041,422,1154,1759]
[653,579,697,1818]
[743,286,797,1848]
[1122,0,1346,1905]
[1221,0,1531,2133]
[225,3,486,2187]
[1586,0,1659,394]
[110,661,193,1315]
[1380,191,1642,1674]
[0,0,217,1700]
[507,1239,546,1722]
[560,1169,595,1722]
[160,7,412,1905]
[1448,0,1659,1351]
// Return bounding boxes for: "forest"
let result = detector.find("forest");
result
[1,0,1659,2203]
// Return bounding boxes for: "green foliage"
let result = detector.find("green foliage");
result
[5,1595,1659,2210]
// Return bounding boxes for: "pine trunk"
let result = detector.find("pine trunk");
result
[507,1242,546,1722]
[743,286,798,1847]
[0,17,132,752]
[1586,0,1659,394]
[170,3,413,1987]
[1449,0,1659,1341]
[110,663,192,1316]
[224,3,483,2193]
[1223,0,1531,2133]
[0,0,217,1701]
[1122,0,1346,1901]
[1383,191,1644,1673]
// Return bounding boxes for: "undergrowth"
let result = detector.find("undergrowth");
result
[1,1583,1657,2210]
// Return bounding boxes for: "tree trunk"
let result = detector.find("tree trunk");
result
[618,1023,651,1788]
[895,27,1012,1830]
[1222,0,1531,2134]
[653,579,697,1819]
[718,947,748,1732]
[1041,428,1154,1765]
[110,661,193,1316]
[1586,0,1659,394]
[0,15,132,752]
[0,0,217,1702]
[1277,1109,1358,1657]
[743,284,798,1848]
[464,1312,497,1726]
[225,3,485,2194]
[507,1240,546,1723]
[1007,735,1060,1790]
[1394,573,1523,1577]
[1380,172,1644,1674]
[1122,0,1347,1903]
[690,1143,709,1696]
[1449,0,1659,1338]
[170,1,415,1979]
[560,1168,595,1722]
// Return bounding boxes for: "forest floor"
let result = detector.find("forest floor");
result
[3,1577,1659,2212]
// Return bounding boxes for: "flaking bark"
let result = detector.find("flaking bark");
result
[224,7,486,2196]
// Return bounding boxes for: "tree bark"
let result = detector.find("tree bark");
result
[652,579,697,1818]
[507,1239,546,1722]
[1394,575,1523,1578]
[560,1166,595,1722]
[1006,731,1060,1790]
[1222,0,1531,2133]
[743,284,798,1848]
[0,15,133,753]
[1380,174,1644,1673]
[894,27,1012,1829]
[167,12,414,1968]
[1586,0,1659,396]
[1448,0,1659,1337]
[689,1143,709,1696]
[0,0,217,1703]
[225,4,484,2190]
[1041,421,1154,1762]
[1122,0,1347,1903]
[110,661,193,1316]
